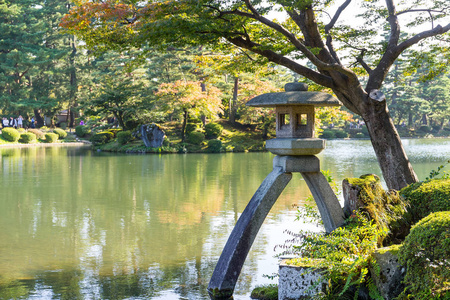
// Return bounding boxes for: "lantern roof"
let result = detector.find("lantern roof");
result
[246,83,342,108]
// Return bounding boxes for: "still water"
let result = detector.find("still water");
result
[0,139,449,299]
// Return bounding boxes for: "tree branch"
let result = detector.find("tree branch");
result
[356,49,372,74]
[325,0,352,33]
[397,23,450,53]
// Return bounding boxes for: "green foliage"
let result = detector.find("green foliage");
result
[290,212,387,300]
[204,123,223,139]
[320,130,335,139]
[91,131,114,145]
[117,131,133,145]
[355,133,365,139]
[185,123,198,135]
[400,178,450,224]
[250,284,278,300]
[426,160,450,180]
[419,125,432,133]
[206,139,222,153]
[59,122,67,130]
[75,125,90,137]
[27,129,44,139]
[44,133,58,143]
[361,126,369,136]
[398,212,450,299]
[335,130,349,138]
[19,132,36,144]
[53,128,67,139]
[107,128,122,138]
[1,128,20,142]
[187,131,205,145]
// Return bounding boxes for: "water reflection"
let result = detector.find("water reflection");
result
[0,139,449,299]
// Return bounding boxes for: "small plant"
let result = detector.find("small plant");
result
[205,123,223,139]
[187,131,205,145]
[117,131,133,145]
[44,132,58,143]
[53,128,67,139]
[426,160,450,180]
[335,130,348,138]
[27,129,44,139]
[91,131,114,145]
[355,132,365,138]
[1,128,20,142]
[185,123,198,135]
[19,132,36,144]
[398,211,450,299]
[207,139,222,153]
[107,128,122,138]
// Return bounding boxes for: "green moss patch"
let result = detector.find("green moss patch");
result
[250,284,278,300]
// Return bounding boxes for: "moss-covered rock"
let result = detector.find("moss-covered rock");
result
[398,211,450,299]
[400,178,450,224]
[342,174,409,244]
[251,284,278,300]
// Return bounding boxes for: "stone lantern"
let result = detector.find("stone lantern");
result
[208,83,346,300]
[247,82,341,155]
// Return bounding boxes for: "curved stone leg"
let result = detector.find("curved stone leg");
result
[208,167,292,299]
[301,172,345,233]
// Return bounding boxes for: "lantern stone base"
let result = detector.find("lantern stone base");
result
[266,138,325,155]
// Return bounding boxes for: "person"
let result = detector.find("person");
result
[30,117,35,128]
[9,117,14,128]
[17,115,23,128]
[2,117,8,128]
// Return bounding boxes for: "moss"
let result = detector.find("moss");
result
[344,174,409,244]
[400,178,450,224]
[285,257,325,268]
[398,211,450,298]
[375,244,401,256]
[250,284,278,300]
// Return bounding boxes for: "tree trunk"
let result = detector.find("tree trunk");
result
[181,109,188,142]
[200,82,207,126]
[229,76,238,124]
[34,109,45,128]
[363,104,418,190]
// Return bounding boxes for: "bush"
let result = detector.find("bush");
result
[355,132,365,138]
[107,128,122,138]
[44,132,58,143]
[59,122,67,130]
[2,127,20,142]
[361,125,369,136]
[334,130,348,138]
[187,131,205,145]
[185,123,198,135]
[320,130,335,139]
[19,132,36,144]
[17,128,25,133]
[205,123,223,139]
[28,129,44,139]
[232,145,246,152]
[91,131,114,145]
[400,178,450,224]
[75,125,90,137]
[398,211,450,299]
[117,131,133,145]
[53,128,67,139]
[207,139,222,153]
[419,125,432,133]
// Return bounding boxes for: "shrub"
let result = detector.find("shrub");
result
[91,131,114,145]
[1,128,20,142]
[419,125,432,133]
[59,122,67,130]
[232,145,246,152]
[107,128,122,138]
[207,139,222,153]
[117,131,133,145]
[361,125,369,136]
[40,126,49,131]
[334,130,348,138]
[205,123,223,139]
[17,128,25,133]
[53,128,67,139]
[187,131,205,145]
[27,129,44,139]
[400,178,450,224]
[320,130,335,139]
[44,132,58,143]
[75,125,90,137]
[19,132,36,144]
[355,132,365,138]
[185,123,198,135]
[398,211,450,299]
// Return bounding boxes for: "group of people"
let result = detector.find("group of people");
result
[1,116,35,129]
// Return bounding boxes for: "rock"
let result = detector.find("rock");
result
[370,245,405,300]
[284,82,309,92]
[140,123,165,148]
[278,259,327,300]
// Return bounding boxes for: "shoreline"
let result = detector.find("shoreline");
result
[0,142,91,149]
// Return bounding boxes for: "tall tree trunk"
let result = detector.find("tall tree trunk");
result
[69,35,77,128]
[200,82,207,126]
[229,76,238,124]
[34,109,45,128]
[408,112,413,127]
[363,103,418,190]
[181,109,188,142]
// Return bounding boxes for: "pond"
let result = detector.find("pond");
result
[0,139,449,299]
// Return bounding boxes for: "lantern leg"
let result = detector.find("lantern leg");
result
[300,171,345,233]
[208,166,292,300]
